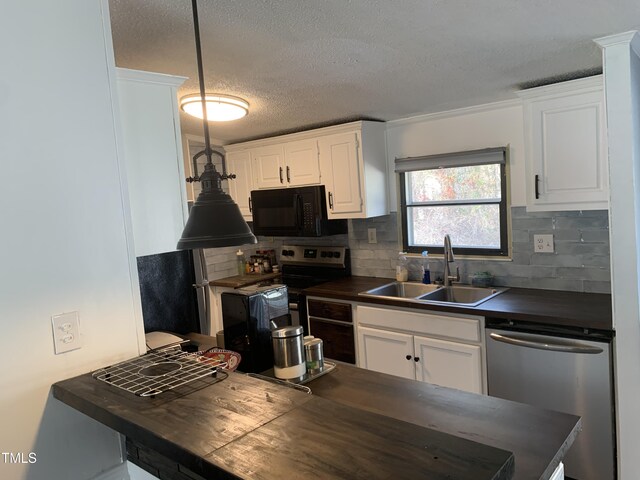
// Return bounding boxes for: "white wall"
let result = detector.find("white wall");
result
[596,31,640,479]
[385,100,526,211]
[0,1,142,479]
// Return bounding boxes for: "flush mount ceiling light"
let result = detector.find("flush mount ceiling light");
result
[177,0,257,250]
[180,93,249,121]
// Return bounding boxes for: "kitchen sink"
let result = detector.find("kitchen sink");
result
[359,281,442,300]
[418,285,506,307]
[359,282,506,307]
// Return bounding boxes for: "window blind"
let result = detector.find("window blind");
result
[395,147,506,173]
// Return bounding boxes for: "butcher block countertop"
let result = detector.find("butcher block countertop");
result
[303,276,613,331]
[208,272,281,288]
[52,359,580,480]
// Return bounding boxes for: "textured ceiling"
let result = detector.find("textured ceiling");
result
[108,0,640,144]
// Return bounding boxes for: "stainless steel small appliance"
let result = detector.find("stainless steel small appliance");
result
[250,185,348,237]
[272,325,306,380]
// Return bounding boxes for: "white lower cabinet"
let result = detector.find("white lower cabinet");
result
[358,327,415,380]
[356,305,486,394]
[414,335,482,394]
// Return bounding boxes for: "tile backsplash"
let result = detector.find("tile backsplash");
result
[204,207,611,294]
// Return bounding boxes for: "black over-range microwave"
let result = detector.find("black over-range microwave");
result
[250,186,347,237]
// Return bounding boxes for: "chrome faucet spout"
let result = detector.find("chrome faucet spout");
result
[444,234,455,262]
[443,234,459,287]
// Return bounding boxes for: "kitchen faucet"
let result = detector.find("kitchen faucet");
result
[443,234,460,287]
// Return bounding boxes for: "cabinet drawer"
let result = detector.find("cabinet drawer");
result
[309,318,355,364]
[308,299,352,323]
[357,305,481,343]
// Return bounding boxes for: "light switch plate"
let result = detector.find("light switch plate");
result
[368,228,377,244]
[52,311,82,354]
[534,234,554,253]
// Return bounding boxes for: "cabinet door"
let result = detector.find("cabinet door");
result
[226,150,254,220]
[414,335,483,394]
[318,132,363,217]
[251,144,285,189]
[357,326,415,379]
[523,81,608,211]
[117,70,187,257]
[284,139,320,186]
[309,318,355,364]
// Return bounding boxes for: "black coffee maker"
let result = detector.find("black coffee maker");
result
[221,285,290,373]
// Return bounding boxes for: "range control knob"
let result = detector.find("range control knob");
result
[333,251,341,258]
[287,250,295,257]
[320,251,327,258]
[281,249,288,257]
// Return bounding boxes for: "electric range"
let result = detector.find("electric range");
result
[279,245,351,334]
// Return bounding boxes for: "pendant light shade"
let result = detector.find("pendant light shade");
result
[180,93,249,121]
[177,0,257,251]
[177,166,256,249]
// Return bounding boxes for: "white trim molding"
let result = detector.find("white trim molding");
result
[386,98,522,129]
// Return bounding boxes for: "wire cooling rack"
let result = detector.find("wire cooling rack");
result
[92,348,227,397]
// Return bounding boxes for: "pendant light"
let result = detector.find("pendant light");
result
[177,0,257,250]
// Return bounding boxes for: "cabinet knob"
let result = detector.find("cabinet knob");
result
[286,165,291,183]
[248,197,252,212]
[328,192,334,209]
[534,174,540,199]
[414,357,420,362]
[279,167,284,183]
[405,354,412,360]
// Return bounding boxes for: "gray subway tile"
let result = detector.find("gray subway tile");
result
[554,216,609,230]
[583,280,612,294]
[531,254,583,267]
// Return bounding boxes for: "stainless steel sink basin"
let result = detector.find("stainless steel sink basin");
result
[359,282,506,307]
[359,281,442,300]
[417,285,506,307]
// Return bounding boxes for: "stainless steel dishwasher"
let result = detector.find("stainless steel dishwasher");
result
[486,319,615,480]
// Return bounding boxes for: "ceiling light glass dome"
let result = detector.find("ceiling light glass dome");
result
[180,94,249,121]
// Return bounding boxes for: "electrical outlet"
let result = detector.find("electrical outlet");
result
[534,234,554,253]
[368,228,377,244]
[51,311,82,354]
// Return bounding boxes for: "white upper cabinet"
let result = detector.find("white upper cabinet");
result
[318,132,363,217]
[518,76,608,211]
[283,139,320,186]
[251,144,286,189]
[251,140,320,189]
[116,68,188,257]
[224,121,388,219]
[226,150,254,221]
[319,122,388,219]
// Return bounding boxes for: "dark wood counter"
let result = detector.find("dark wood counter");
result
[53,366,521,480]
[303,276,613,331]
[209,272,281,288]
[308,364,580,480]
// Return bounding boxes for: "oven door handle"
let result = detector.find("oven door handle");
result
[489,332,603,354]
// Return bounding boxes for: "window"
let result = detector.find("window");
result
[397,147,508,257]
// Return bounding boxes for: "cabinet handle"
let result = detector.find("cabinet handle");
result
[405,354,412,360]
[248,197,252,212]
[414,357,420,362]
[286,165,291,183]
[534,174,540,199]
[279,167,283,183]
[328,191,334,210]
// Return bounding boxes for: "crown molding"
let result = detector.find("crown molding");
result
[386,98,522,129]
